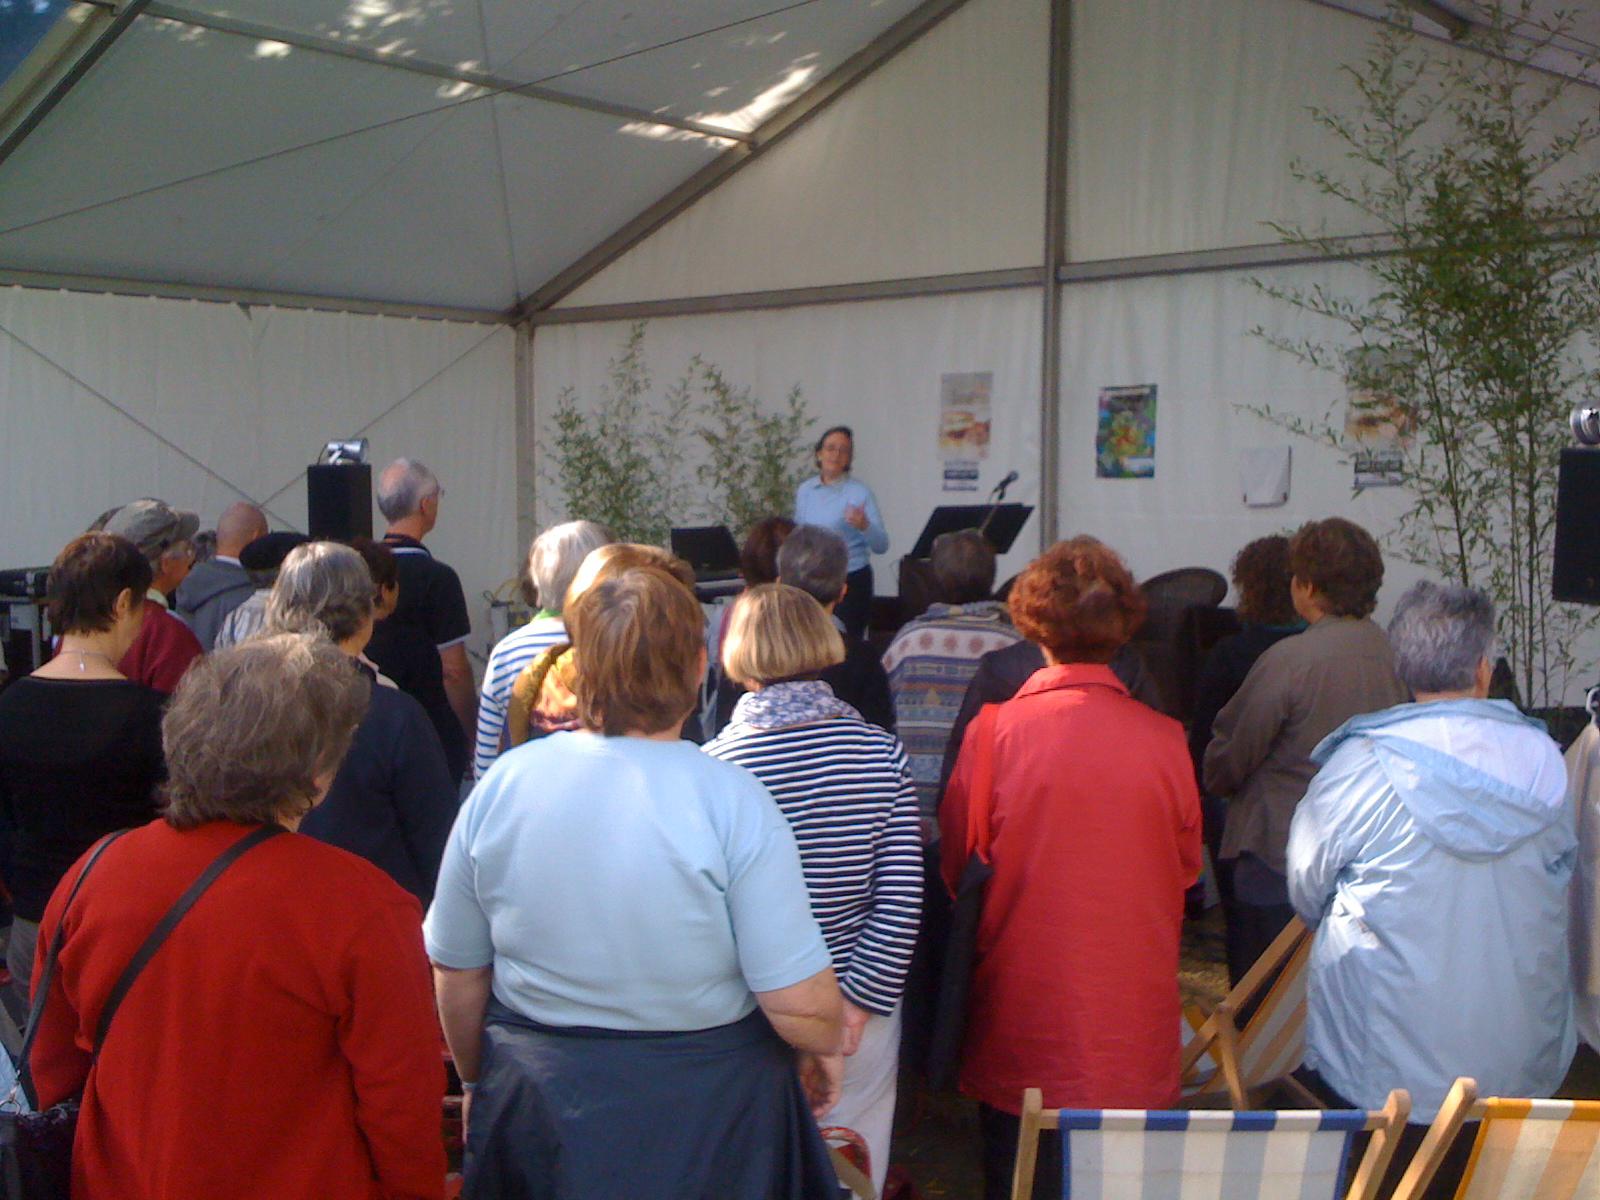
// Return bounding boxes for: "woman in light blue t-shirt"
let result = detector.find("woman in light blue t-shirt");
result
[794,424,888,640]
[426,564,846,1200]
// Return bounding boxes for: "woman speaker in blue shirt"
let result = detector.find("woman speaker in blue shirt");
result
[794,425,888,640]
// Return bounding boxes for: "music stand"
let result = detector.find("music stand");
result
[908,503,1033,560]
[900,504,1034,622]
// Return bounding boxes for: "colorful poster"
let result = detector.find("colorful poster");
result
[1344,348,1415,490]
[1096,384,1157,478]
[939,372,992,460]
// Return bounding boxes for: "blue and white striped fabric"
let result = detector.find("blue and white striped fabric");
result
[473,616,566,778]
[1057,1108,1370,1200]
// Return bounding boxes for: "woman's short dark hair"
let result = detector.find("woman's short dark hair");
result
[163,634,369,829]
[47,533,152,634]
[567,566,704,736]
[1009,536,1146,663]
[1231,535,1296,625]
[740,517,795,585]
[1288,517,1384,618]
[814,425,853,455]
[931,529,997,604]
[350,536,398,595]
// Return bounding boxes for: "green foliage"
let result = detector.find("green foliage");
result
[694,360,813,540]
[1247,1,1600,705]
[543,323,692,546]
[542,323,814,547]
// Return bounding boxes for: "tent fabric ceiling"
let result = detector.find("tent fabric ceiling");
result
[1,0,1594,316]
[0,0,923,312]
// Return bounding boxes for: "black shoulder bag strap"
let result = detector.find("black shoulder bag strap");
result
[15,831,129,1107]
[17,824,284,1108]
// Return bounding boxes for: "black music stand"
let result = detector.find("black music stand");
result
[899,503,1034,621]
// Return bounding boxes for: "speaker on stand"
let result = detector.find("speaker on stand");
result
[307,463,373,542]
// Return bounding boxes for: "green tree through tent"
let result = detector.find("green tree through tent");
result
[1248,0,1600,707]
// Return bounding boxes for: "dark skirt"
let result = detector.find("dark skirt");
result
[465,999,840,1200]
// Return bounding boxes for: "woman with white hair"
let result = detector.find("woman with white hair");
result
[1288,580,1573,1196]
[266,541,459,904]
[473,520,612,778]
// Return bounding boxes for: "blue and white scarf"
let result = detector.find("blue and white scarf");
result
[728,680,863,731]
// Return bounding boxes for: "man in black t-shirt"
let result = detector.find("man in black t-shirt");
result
[365,458,473,781]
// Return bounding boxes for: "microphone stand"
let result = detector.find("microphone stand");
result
[979,475,1014,541]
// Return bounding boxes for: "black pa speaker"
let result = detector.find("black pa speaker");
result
[1553,447,1600,604]
[307,463,373,542]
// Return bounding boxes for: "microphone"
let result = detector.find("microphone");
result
[991,470,1019,500]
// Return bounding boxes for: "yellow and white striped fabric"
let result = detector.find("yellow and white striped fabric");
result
[1458,1099,1600,1199]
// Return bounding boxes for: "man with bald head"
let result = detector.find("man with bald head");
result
[176,501,269,651]
[365,457,473,781]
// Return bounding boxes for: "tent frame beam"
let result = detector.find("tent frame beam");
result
[0,0,153,173]
[0,267,510,323]
[1038,0,1070,547]
[130,1,754,144]
[527,268,1043,324]
[513,0,976,321]
[523,236,1395,326]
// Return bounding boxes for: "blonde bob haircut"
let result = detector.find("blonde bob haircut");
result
[721,583,845,688]
[566,565,704,736]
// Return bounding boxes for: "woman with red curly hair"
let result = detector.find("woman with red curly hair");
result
[940,537,1201,1200]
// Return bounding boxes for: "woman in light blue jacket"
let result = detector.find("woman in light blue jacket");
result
[1288,581,1574,1133]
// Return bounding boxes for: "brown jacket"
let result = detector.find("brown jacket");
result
[1204,616,1408,874]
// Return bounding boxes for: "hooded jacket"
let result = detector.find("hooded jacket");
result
[1287,698,1575,1120]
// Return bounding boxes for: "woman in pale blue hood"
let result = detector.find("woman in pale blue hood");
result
[1288,581,1575,1135]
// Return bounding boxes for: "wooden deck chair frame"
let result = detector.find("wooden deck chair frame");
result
[1390,1078,1600,1200]
[1181,915,1318,1109]
[1011,1085,1410,1200]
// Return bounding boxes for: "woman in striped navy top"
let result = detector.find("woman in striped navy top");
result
[704,583,922,1194]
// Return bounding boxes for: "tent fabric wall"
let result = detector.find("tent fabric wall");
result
[1067,0,1380,261]
[0,286,517,663]
[1056,260,1422,609]
[556,0,1049,308]
[531,289,1044,590]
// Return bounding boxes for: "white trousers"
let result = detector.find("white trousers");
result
[828,1005,902,1197]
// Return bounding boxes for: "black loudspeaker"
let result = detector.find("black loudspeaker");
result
[1553,448,1600,604]
[307,464,373,542]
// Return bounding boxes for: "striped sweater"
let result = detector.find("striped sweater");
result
[704,688,922,1015]
[474,616,567,778]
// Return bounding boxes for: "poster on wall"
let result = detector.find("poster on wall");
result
[939,371,992,492]
[1345,349,1415,490]
[1095,384,1157,478]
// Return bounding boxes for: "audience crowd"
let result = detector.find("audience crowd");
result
[0,466,1594,1200]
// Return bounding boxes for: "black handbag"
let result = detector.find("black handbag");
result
[925,706,999,1092]
[1,823,283,1199]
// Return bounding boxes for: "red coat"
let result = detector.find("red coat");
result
[31,820,446,1200]
[941,664,1200,1114]
[118,601,202,695]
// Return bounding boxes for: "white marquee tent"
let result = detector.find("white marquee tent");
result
[1,0,1597,678]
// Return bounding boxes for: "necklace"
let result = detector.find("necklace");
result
[62,648,115,674]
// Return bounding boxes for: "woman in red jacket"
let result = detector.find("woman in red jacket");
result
[941,537,1201,1200]
[29,634,446,1200]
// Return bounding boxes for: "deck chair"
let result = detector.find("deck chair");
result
[1181,916,1316,1109]
[1011,1086,1410,1200]
[1391,1078,1600,1199]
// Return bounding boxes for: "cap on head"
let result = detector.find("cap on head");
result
[103,499,200,563]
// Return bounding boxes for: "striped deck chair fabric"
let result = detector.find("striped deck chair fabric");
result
[1053,1108,1373,1200]
[1456,1098,1600,1199]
